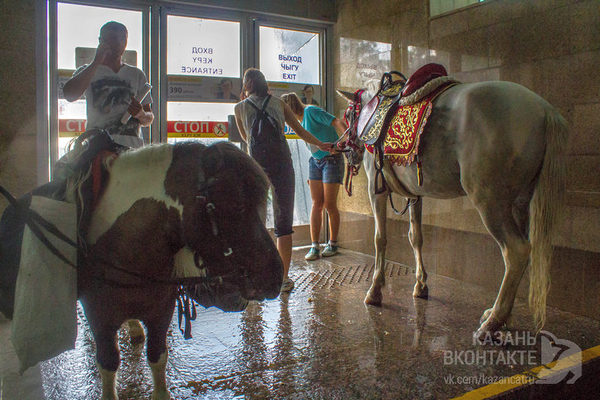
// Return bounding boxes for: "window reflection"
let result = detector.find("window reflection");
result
[339,37,391,89]
[407,46,450,74]
[430,0,488,17]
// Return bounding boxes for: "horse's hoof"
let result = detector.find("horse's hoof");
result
[479,308,493,325]
[151,391,171,400]
[413,283,428,299]
[101,391,119,400]
[473,316,505,343]
[364,290,382,306]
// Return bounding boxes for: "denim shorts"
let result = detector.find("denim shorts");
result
[308,153,344,184]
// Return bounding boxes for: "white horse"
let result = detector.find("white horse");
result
[337,77,568,338]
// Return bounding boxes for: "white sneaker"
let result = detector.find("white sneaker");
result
[304,247,320,261]
[322,244,339,257]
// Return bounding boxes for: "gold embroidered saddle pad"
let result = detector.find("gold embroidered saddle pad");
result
[365,98,433,166]
[358,80,405,145]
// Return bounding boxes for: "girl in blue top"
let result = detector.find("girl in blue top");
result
[281,93,348,261]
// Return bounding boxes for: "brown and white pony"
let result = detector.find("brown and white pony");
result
[337,78,568,339]
[74,141,282,399]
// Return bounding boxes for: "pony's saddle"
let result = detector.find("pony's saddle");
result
[357,63,448,145]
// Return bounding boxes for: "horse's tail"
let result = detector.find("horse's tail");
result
[528,108,569,331]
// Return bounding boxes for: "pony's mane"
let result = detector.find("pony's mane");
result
[207,142,270,209]
[104,143,173,172]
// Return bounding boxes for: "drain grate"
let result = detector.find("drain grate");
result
[291,259,414,293]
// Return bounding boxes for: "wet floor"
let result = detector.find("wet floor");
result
[1,247,599,399]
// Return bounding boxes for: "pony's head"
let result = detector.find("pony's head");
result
[167,142,283,305]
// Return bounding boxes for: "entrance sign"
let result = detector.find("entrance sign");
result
[168,16,240,78]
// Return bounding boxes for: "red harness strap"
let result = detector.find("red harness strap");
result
[342,89,365,196]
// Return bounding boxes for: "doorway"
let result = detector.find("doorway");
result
[49,1,330,239]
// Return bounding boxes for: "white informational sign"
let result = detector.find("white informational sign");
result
[260,26,320,85]
[167,16,240,78]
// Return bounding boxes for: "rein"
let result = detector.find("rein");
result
[341,89,365,196]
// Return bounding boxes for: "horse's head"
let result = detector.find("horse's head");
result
[334,88,377,195]
[167,142,283,307]
[336,88,377,168]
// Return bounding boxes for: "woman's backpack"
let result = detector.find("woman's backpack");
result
[246,95,283,152]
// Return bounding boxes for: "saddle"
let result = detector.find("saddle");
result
[357,64,456,196]
[357,63,449,144]
[54,130,128,235]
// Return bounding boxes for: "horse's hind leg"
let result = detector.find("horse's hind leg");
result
[473,200,530,339]
[409,198,428,298]
[365,190,388,306]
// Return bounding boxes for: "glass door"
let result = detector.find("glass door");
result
[164,13,241,146]
[258,24,325,232]
[53,2,148,160]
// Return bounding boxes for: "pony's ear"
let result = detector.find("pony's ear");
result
[336,89,355,103]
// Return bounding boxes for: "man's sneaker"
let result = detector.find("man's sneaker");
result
[322,244,339,257]
[280,278,295,293]
[304,247,320,261]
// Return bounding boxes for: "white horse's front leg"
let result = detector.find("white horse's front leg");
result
[365,188,388,306]
[409,198,428,298]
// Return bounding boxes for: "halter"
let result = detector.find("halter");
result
[339,89,365,196]
[192,146,235,264]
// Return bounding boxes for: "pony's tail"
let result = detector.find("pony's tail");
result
[528,108,569,332]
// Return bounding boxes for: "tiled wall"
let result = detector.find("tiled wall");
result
[333,0,599,317]
[0,0,39,210]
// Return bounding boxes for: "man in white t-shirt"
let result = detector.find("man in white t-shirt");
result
[63,21,153,148]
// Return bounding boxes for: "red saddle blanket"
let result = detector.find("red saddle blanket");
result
[365,98,433,166]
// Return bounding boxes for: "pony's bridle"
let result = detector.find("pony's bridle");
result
[338,89,365,196]
[192,163,235,270]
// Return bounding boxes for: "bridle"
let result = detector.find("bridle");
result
[338,89,366,196]
[189,147,239,278]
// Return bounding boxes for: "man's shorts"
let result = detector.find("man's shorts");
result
[308,153,344,184]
